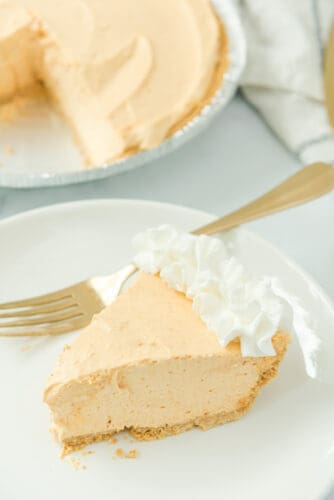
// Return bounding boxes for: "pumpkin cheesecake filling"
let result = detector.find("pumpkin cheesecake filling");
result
[0,0,228,166]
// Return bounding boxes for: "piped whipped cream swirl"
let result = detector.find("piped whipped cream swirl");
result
[132,225,321,378]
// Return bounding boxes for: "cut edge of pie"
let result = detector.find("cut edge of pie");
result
[60,335,288,457]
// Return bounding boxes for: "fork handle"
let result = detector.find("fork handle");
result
[193,162,334,236]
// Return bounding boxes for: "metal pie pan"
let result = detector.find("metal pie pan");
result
[0,0,246,188]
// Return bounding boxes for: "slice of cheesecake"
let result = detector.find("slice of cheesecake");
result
[44,272,289,455]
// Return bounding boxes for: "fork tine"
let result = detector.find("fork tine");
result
[0,309,84,328]
[0,286,75,310]
[0,315,91,337]
[0,265,137,337]
[0,299,77,318]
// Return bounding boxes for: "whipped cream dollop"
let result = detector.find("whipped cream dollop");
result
[132,225,321,378]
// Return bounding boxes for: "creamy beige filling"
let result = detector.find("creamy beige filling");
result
[0,0,227,166]
[45,346,284,443]
[0,8,39,102]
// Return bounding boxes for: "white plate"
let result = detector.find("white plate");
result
[0,199,333,500]
[0,0,245,188]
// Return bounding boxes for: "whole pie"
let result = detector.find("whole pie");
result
[0,0,228,167]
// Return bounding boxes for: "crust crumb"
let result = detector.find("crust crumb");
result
[81,450,95,456]
[126,449,138,459]
[115,448,124,458]
[68,457,81,471]
[20,344,33,352]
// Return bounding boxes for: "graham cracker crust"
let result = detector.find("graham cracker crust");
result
[61,348,286,457]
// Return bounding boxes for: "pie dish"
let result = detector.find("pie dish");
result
[0,0,245,187]
[0,0,228,167]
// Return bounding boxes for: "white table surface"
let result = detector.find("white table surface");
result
[0,94,333,500]
[0,95,333,299]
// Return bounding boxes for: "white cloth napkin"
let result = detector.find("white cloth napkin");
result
[238,0,334,164]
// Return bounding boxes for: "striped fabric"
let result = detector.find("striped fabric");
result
[239,0,334,165]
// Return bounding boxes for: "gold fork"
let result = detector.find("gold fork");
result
[1,162,333,337]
